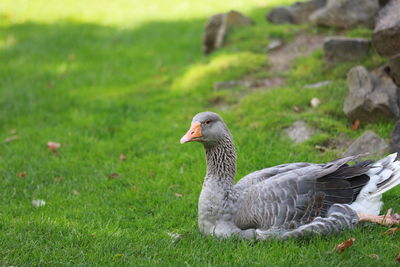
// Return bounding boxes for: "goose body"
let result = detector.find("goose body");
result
[180,112,400,239]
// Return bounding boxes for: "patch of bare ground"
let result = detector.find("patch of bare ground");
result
[244,32,326,90]
[268,32,326,73]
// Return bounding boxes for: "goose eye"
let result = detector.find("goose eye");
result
[204,120,211,125]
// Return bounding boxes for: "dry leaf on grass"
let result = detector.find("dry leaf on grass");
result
[54,176,63,183]
[114,253,124,258]
[175,193,183,198]
[5,135,18,143]
[368,254,379,260]
[108,173,120,179]
[18,171,26,178]
[47,141,61,153]
[292,105,302,113]
[335,237,355,253]
[352,120,360,130]
[72,189,80,195]
[119,154,127,162]
[384,227,400,235]
[131,185,138,191]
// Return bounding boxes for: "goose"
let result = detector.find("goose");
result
[180,111,400,240]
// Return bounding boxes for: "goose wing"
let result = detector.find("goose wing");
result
[233,155,370,230]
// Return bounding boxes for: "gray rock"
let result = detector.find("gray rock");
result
[390,120,400,153]
[267,0,327,25]
[372,0,400,58]
[324,37,370,65]
[310,0,380,29]
[343,130,389,157]
[343,66,400,123]
[203,10,254,55]
[285,120,316,143]
[303,80,332,88]
[266,7,293,24]
[388,55,400,87]
[213,80,250,90]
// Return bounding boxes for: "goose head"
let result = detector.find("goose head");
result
[180,112,230,147]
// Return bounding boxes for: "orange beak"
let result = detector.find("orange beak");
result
[180,122,202,144]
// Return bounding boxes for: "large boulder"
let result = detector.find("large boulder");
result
[266,0,327,24]
[372,0,400,87]
[372,0,400,58]
[343,130,389,158]
[390,120,400,153]
[343,66,400,123]
[203,10,253,55]
[323,37,370,65]
[310,0,380,29]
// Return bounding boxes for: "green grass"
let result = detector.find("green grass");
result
[1,0,399,266]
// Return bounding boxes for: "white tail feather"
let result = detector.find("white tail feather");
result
[350,153,400,215]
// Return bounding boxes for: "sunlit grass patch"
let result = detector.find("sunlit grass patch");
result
[172,52,266,91]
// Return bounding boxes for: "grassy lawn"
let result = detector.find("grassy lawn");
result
[1,0,399,265]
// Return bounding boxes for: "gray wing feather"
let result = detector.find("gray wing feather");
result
[233,155,360,230]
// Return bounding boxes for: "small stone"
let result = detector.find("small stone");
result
[264,39,283,52]
[310,97,321,108]
[267,0,327,25]
[343,130,389,157]
[324,37,370,65]
[285,120,316,143]
[266,7,293,24]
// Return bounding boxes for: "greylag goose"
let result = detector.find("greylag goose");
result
[180,112,400,240]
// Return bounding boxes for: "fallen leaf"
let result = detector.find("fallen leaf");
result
[54,176,63,183]
[175,193,183,198]
[119,154,127,162]
[335,237,355,253]
[368,254,379,260]
[68,53,76,61]
[5,135,18,143]
[47,141,61,153]
[384,227,400,235]
[108,173,119,179]
[32,199,46,207]
[292,105,302,113]
[72,189,80,195]
[18,171,26,178]
[352,119,360,130]
[310,97,321,108]
[114,253,124,258]
[315,145,328,152]
[131,185,138,191]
